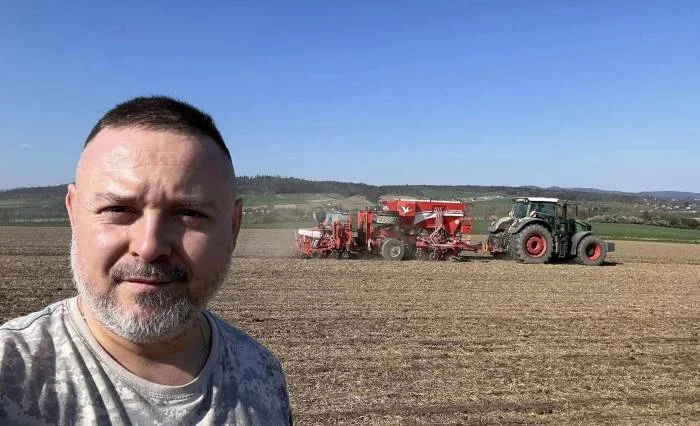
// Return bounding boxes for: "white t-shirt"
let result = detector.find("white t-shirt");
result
[0,297,292,425]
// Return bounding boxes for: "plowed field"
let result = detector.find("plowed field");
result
[1,227,698,424]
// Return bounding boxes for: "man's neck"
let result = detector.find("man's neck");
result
[78,297,211,386]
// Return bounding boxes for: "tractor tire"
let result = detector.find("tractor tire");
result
[374,213,400,225]
[512,224,553,264]
[575,235,607,266]
[381,238,405,261]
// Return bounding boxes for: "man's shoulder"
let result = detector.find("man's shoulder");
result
[0,299,75,396]
[206,311,289,388]
[205,311,291,422]
[0,298,71,339]
[207,311,281,366]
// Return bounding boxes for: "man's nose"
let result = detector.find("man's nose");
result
[129,211,173,262]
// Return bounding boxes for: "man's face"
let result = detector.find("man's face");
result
[66,127,242,342]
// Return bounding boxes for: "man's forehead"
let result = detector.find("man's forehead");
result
[78,127,234,179]
[86,127,205,157]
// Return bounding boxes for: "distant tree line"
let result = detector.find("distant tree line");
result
[0,184,67,198]
[235,176,384,199]
[0,177,685,205]
[234,175,644,203]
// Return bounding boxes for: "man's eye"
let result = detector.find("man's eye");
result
[103,206,133,214]
[178,209,207,219]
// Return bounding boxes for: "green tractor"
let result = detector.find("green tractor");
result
[487,197,614,266]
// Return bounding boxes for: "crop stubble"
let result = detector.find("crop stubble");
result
[1,227,698,424]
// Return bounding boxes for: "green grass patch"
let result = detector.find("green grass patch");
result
[0,221,70,227]
[590,222,700,243]
[473,220,700,243]
[472,219,491,235]
[415,189,473,200]
[0,199,56,207]
[241,194,312,206]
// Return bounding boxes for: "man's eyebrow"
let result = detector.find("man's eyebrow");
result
[92,192,217,210]
[172,199,218,210]
[92,192,135,203]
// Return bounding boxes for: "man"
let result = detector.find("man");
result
[0,97,293,424]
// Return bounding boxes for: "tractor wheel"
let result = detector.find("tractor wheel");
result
[512,224,553,264]
[374,213,400,225]
[575,235,607,266]
[381,238,405,261]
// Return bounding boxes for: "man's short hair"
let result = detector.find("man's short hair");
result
[84,96,231,160]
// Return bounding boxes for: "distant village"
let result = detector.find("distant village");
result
[643,198,700,214]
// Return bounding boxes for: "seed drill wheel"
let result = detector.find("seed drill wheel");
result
[512,224,553,264]
[575,235,607,266]
[381,238,405,261]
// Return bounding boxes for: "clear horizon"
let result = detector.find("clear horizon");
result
[1,1,699,193]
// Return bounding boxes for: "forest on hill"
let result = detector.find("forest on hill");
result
[235,175,647,202]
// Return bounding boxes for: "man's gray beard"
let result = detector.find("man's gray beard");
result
[70,235,231,343]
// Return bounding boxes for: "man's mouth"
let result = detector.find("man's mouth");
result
[111,262,187,287]
[123,277,176,285]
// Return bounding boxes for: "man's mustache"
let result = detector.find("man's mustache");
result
[110,262,187,283]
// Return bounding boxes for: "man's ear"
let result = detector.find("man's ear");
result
[66,183,77,229]
[231,197,243,248]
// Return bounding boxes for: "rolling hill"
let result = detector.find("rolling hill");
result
[1,176,698,226]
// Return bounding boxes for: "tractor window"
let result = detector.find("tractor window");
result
[531,202,556,217]
[511,202,528,219]
[325,212,348,225]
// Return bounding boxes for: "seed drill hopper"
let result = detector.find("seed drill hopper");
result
[295,199,483,260]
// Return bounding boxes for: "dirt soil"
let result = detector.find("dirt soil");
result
[1,227,698,424]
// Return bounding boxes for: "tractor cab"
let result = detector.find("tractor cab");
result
[313,210,350,227]
[510,197,558,227]
[510,197,589,235]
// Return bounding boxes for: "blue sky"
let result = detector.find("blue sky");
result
[1,1,698,192]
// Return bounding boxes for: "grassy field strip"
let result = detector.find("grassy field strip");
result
[244,220,700,244]
[2,220,699,243]
[590,222,700,243]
